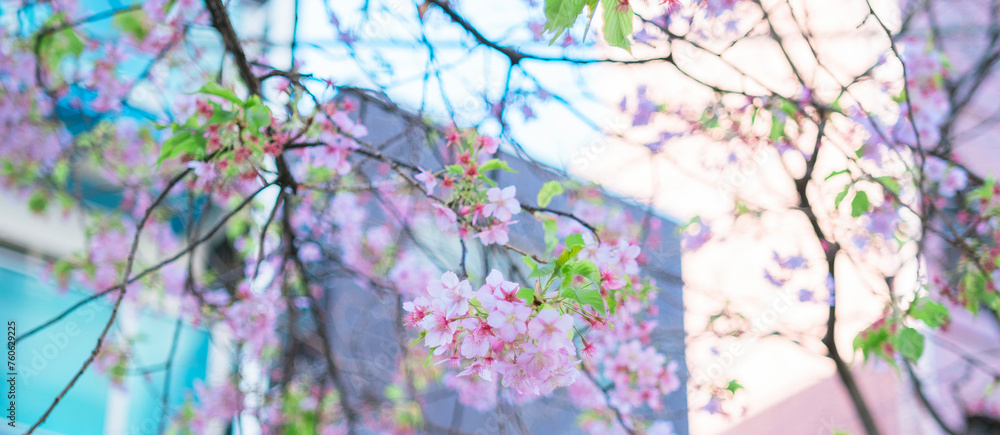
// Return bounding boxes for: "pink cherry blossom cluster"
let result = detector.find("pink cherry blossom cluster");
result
[474,186,521,245]
[405,270,581,405]
[923,155,969,199]
[187,282,283,357]
[892,37,951,148]
[299,103,369,176]
[185,379,245,434]
[411,131,519,245]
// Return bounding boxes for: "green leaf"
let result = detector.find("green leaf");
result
[834,184,851,209]
[52,160,70,186]
[516,287,535,305]
[725,380,744,395]
[910,297,949,328]
[583,0,599,40]
[530,262,557,278]
[479,158,517,173]
[963,270,987,313]
[780,99,798,117]
[892,90,907,104]
[556,241,585,266]
[537,181,564,207]
[196,82,242,105]
[522,254,539,275]
[158,130,192,165]
[601,0,633,51]
[478,175,499,187]
[825,169,850,181]
[384,384,404,402]
[28,191,47,214]
[52,259,74,284]
[560,287,606,314]
[769,118,786,142]
[112,10,148,41]
[894,327,924,362]
[247,103,272,131]
[851,191,870,217]
[876,176,900,195]
[606,290,618,314]
[565,233,585,249]
[567,259,600,283]
[853,326,890,363]
[543,218,559,254]
[157,130,207,164]
[208,102,238,124]
[543,0,586,39]
[702,113,720,129]
[985,292,1000,313]
[40,27,84,68]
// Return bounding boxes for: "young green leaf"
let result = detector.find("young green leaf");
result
[894,327,924,362]
[568,259,600,283]
[247,104,272,131]
[565,233,586,249]
[522,254,539,275]
[28,191,48,214]
[197,82,243,105]
[208,103,238,124]
[909,297,949,328]
[479,158,518,173]
[876,176,900,195]
[769,118,786,142]
[537,181,564,207]
[824,169,850,181]
[543,218,559,254]
[601,0,633,51]
[543,0,586,40]
[834,184,851,209]
[40,27,84,68]
[516,287,535,305]
[556,236,586,265]
[851,191,870,217]
[112,10,148,41]
[560,287,606,315]
[725,380,744,395]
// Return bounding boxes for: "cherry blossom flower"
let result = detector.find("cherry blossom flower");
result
[527,309,574,351]
[477,136,500,154]
[601,266,627,290]
[483,186,521,222]
[475,269,505,310]
[939,167,968,197]
[415,167,437,195]
[475,221,514,245]
[420,312,457,351]
[427,271,474,317]
[403,296,431,327]
[459,318,493,358]
[331,111,368,138]
[431,203,458,231]
[487,300,531,342]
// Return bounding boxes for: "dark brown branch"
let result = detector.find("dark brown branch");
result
[26,167,192,434]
